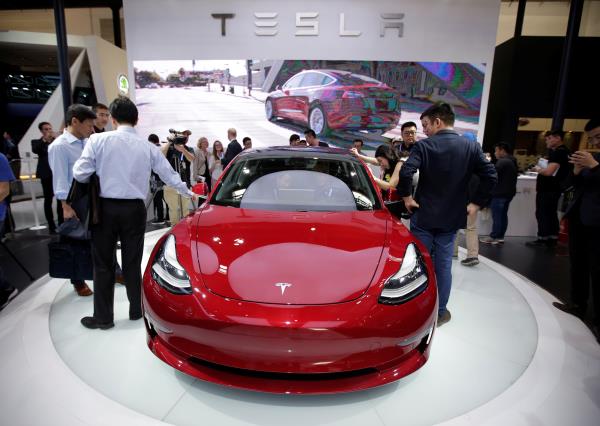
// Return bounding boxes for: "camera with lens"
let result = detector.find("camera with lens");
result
[167,128,191,145]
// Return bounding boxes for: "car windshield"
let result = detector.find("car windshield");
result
[211,155,380,212]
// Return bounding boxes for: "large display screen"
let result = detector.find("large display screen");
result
[133,59,484,149]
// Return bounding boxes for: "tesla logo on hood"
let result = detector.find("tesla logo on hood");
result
[275,282,292,295]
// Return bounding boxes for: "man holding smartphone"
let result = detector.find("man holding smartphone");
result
[553,118,600,343]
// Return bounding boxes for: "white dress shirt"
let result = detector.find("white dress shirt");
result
[73,125,192,199]
[48,129,86,200]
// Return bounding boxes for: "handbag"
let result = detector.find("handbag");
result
[48,238,94,281]
[9,180,24,196]
[57,217,90,240]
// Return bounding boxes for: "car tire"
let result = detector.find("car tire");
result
[265,99,275,121]
[308,104,329,136]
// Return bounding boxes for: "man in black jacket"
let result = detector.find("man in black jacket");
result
[553,118,600,343]
[221,128,242,168]
[31,121,61,233]
[480,142,518,245]
[398,102,497,327]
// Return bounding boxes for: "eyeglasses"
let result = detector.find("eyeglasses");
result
[402,131,417,135]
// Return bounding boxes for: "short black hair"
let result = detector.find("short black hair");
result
[494,142,513,154]
[401,121,417,131]
[242,136,251,143]
[584,118,600,132]
[92,103,109,112]
[148,134,159,144]
[66,104,97,126]
[545,129,564,139]
[109,96,138,125]
[38,121,51,131]
[304,129,316,138]
[353,139,363,146]
[289,133,300,143]
[420,102,455,126]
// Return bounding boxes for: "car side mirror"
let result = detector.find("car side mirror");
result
[384,200,412,220]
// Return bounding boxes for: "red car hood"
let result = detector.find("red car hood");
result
[194,205,388,305]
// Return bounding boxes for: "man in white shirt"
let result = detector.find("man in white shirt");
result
[48,104,96,297]
[73,96,196,330]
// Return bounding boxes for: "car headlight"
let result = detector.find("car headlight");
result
[151,234,192,295]
[379,243,428,305]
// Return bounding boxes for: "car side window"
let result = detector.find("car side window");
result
[283,74,304,89]
[300,72,326,87]
[321,75,334,85]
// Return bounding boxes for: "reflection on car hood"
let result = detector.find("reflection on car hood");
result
[193,205,388,305]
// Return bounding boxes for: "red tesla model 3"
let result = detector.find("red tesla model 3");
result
[142,147,437,394]
[265,70,401,136]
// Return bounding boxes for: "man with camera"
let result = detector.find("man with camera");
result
[161,129,195,224]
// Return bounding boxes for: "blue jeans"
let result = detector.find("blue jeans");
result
[410,215,456,315]
[490,197,512,239]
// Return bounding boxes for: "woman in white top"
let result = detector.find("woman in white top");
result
[209,140,225,187]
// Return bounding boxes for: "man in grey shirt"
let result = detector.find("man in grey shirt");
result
[73,96,196,330]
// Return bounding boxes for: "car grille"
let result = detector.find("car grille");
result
[188,357,379,382]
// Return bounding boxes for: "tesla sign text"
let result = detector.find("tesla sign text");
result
[211,13,404,37]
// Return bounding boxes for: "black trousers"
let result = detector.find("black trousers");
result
[153,189,164,221]
[40,177,61,230]
[535,191,561,239]
[91,198,146,322]
[568,209,600,328]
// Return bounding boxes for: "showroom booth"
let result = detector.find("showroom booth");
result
[0,1,599,425]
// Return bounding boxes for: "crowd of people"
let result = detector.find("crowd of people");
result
[0,98,597,342]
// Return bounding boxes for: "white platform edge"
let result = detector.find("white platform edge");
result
[0,234,598,426]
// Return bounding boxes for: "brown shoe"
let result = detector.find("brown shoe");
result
[74,282,93,297]
[115,274,126,285]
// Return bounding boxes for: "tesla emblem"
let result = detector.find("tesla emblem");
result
[275,282,292,295]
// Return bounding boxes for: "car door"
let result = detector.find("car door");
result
[297,72,329,123]
[277,74,304,121]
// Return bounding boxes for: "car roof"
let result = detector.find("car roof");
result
[299,69,350,76]
[236,146,361,162]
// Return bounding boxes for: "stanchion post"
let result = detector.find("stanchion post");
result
[24,155,46,231]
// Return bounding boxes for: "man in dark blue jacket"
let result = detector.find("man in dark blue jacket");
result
[221,128,242,169]
[553,118,600,343]
[398,102,497,327]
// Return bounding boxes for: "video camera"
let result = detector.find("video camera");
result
[167,128,191,145]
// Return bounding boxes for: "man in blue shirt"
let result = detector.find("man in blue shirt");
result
[0,153,18,308]
[48,104,97,297]
[398,102,497,327]
[73,96,195,330]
